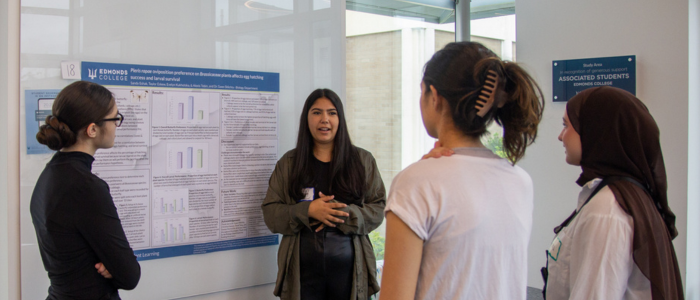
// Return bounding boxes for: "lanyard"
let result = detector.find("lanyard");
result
[540,176,649,299]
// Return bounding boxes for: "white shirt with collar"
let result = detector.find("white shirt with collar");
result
[545,178,652,300]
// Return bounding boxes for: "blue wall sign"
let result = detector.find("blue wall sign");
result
[552,55,635,102]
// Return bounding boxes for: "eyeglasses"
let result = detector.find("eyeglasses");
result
[102,112,125,127]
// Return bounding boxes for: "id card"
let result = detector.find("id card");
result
[299,187,314,202]
[548,237,562,261]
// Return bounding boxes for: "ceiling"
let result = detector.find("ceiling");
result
[346,0,515,24]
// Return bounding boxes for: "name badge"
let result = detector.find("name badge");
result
[548,237,562,261]
[299,187,314,202]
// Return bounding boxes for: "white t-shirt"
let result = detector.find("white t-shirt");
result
[545,178,652,300]
[385,148,533,300]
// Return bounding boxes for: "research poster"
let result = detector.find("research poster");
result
[30,62,281,260]
[552,55,636,102]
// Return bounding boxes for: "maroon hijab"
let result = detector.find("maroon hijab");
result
[566,86,683,300]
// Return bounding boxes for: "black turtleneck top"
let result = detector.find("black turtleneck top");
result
[30,151,140,300]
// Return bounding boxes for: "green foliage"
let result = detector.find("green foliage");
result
[369,231,385,261]
[484,132,506,159]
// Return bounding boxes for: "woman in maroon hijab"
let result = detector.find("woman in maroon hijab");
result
[543,86,683,299]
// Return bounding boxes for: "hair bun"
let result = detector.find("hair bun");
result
[36,115,77,150]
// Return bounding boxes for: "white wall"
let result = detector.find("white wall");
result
[0,1,20,300]
[517,0,694,296]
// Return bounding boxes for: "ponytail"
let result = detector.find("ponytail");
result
[494,61,544,163]
[422,41,544,164]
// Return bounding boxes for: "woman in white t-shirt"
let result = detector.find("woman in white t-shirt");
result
[379,41,545,300]
[544,86,683,300]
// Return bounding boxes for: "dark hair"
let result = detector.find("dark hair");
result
[288,89,366,205]
[36,81,115,150]
[422,41,544,163]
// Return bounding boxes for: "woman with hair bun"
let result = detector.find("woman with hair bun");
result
[379,41,544,300]
[31,81,140,300]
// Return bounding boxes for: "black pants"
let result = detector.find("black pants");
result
[300,225,354,300]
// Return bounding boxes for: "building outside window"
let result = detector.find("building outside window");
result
[345,2,516,290]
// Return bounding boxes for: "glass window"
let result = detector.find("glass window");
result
[345,4,515,289]
[345,7,456,275]
[20,14,69,55]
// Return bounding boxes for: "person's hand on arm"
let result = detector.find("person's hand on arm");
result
[95,262,112,279]
[421,141,454,160]
[379,212,424,300]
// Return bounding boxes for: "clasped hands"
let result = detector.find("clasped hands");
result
[307,192,350,232]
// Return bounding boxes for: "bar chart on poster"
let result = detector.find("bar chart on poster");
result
[152,218,190,246]
[167,143,209,174]
[167,92,210,125]
[152,189,189,216]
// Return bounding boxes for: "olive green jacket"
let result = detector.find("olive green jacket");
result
[262,148,386,300]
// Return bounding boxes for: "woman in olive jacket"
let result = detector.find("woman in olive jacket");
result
[262,88,386,300]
